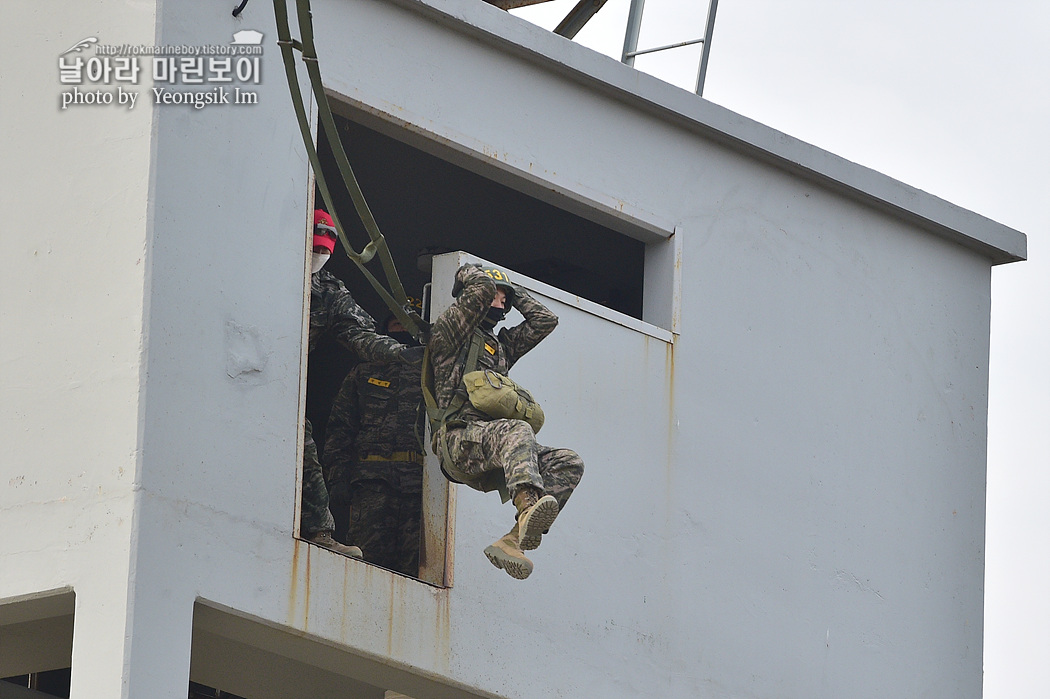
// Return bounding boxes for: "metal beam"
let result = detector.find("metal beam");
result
[486,0,557,9]
[554,0,609,40]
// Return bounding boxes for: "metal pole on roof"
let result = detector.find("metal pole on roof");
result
[694,0,720,96]
[620,0,646,66]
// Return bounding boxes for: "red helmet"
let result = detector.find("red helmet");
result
[312,209,337,253]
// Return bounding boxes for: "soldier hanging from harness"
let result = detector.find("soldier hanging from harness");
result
[424,264,585,580]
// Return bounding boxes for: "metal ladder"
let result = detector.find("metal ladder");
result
[620,0,720,96]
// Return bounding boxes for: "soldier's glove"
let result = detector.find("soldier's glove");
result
[399,345,425,366]
[452,263,485,297]
[508,282,529,307]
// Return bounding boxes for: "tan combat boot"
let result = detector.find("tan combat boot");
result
[514,488,559,551]
[307,530,363,558]
[483,523,534,580]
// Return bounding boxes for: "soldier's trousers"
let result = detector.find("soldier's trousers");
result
[301,418,337,535]
[445,418,584,517]
[345,465,423,577]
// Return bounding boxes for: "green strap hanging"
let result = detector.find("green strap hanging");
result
[274,0,427,341]
[421,330,486,434]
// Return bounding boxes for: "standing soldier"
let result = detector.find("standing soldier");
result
[325,309,426,577]
[425,263,585,580]
[301,209,417,557]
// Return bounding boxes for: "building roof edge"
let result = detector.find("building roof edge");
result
[391,0,1027,264]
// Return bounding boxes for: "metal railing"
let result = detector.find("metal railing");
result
[620,0,720,96]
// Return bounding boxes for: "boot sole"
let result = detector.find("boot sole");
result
[323,543,363,558]
[518,495,559,551]
[483,544,533,580]
[307,536,363,559]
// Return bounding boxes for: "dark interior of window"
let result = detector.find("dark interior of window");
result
[0,675,240,699]
[316,112,645,322]
[1,670,71,698]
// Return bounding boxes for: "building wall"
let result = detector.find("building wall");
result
[0,1,158,696]
[2,1,1019,698]
[304,4,997,694]
[680,174,991,697]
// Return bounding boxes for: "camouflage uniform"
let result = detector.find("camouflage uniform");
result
[429,265,584,517]
[324,359,425,576]
[302,269,405,537]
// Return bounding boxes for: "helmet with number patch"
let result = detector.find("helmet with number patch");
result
[481,266,515,305]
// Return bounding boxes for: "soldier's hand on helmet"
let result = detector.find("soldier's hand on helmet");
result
[453,263,487,297]
[508,282,529,307]
[399,345,425,366]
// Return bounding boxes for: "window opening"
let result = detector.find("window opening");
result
[301,108,652,585]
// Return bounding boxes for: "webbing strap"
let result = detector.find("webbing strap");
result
[420,344,465,480]
[274,0,426,341]
[421,331,511,502]
[421,331,483,447]
[421,330,485,431]
[358,451,424,464]
[464,329,485,378]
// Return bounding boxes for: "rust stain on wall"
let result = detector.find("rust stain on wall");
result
[386,573,396,656]
[288,538,301,626]
[444,484,456,588]
[340,561,351,639]
[287,538,316,629]
[665,339,677,506]
[666,338,676,435]
[303,544,312,628]
[433,587,451,672]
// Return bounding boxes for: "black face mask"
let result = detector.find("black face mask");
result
[480,306,507,330]
[387,331,418,346]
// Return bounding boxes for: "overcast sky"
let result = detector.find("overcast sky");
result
[512,1,1049,696]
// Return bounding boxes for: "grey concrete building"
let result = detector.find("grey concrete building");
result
[1,1,1025,698]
